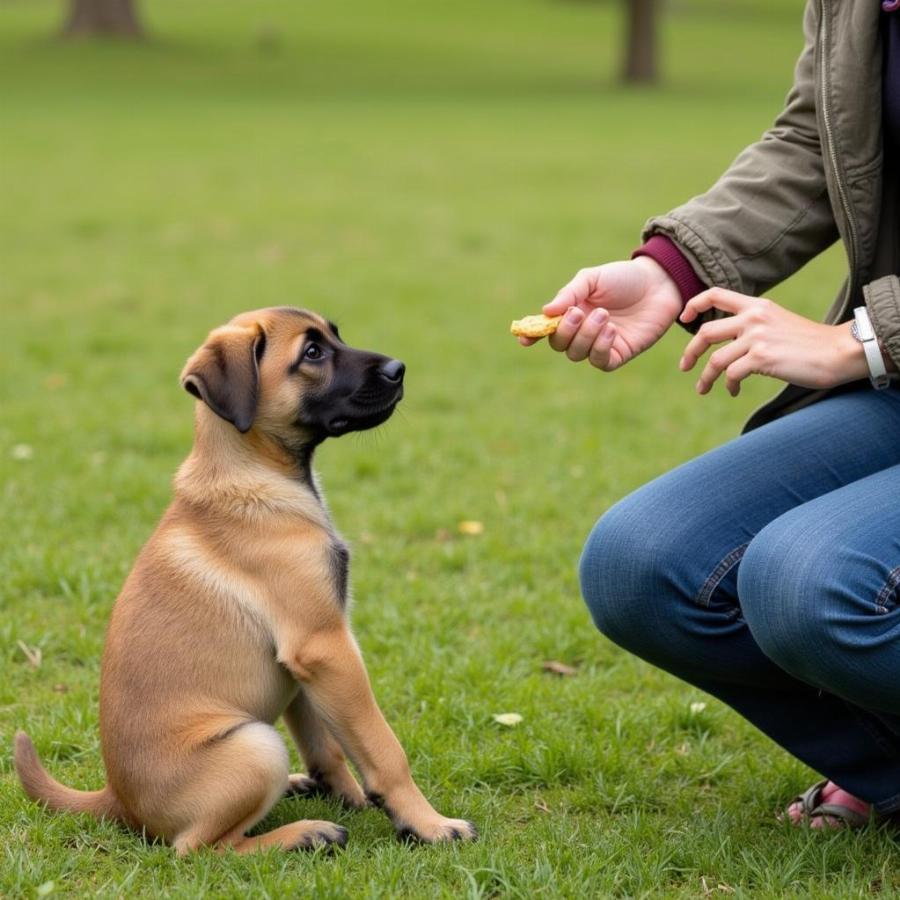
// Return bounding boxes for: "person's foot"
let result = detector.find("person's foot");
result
[785,780,871,829]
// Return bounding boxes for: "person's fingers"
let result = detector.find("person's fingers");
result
[564,308,608,362]
[588,324,617,370]
[680,318,741,371]
[695,340,749,395]
[548,306,585,351]
[543,268,598,316]
[518,335,539,347]
[680,287,753,324]
[724,354,757,397]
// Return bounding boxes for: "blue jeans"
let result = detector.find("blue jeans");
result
[579,388,900,814]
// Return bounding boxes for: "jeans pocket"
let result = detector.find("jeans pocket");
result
[695,542,750,612]
[875,566,900,614]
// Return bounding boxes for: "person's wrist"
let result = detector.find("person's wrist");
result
[832,321,870,385]
[632,255,683,323]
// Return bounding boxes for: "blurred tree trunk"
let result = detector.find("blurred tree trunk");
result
[63,0,143,38]
[622,0,658,84]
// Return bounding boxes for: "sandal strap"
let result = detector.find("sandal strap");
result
[809,801,870,828]
[793,779,829,817]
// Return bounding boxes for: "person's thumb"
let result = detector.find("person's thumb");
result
[542,296,572,316]
[542,269,596,316]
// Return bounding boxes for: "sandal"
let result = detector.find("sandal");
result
[785,779,871,829]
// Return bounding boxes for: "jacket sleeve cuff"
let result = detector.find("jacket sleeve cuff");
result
[863,275,900,371]
[632,235,707,305]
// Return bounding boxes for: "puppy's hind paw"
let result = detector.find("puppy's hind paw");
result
[284,771,367,811]
[284,773,320,798]
[297,822,348,851]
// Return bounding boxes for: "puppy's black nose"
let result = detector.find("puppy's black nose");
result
[378,359,405,383]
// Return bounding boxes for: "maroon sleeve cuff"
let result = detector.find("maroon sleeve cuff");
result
[632,235,706,305]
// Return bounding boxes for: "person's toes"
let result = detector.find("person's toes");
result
[786,801,805,825]
[809,813,842,830]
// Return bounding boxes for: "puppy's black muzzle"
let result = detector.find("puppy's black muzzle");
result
[303,349,405,438]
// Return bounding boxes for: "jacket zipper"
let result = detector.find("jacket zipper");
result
[744,1,862,431]
[819,0,859,296]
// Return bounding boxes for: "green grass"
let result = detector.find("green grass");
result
[2,0,897,896]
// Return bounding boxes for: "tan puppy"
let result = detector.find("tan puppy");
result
[15,307,476,854]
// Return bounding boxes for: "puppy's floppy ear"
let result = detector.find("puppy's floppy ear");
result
[180,323,266,433]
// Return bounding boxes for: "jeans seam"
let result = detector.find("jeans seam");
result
[875,566,900,614]
[695,542,750,608]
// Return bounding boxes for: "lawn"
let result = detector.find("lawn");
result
[2,0,897,896]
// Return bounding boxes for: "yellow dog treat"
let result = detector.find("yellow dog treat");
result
[510,314,563,338]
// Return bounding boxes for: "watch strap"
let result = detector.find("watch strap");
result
[853,306,890,390]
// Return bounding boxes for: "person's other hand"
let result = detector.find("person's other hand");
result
[518,257,683,370]
[679,287,870,396]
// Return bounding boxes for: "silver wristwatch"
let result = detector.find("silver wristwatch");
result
[850,306,891,390]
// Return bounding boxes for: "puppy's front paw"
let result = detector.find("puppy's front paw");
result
[397,816,477,844]
[333,781,368,811]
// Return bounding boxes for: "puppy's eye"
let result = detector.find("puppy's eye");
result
[304,343,323,361]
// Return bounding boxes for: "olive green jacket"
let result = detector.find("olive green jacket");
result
[644,0,899,430]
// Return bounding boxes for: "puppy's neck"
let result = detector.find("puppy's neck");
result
[174,407,330,529]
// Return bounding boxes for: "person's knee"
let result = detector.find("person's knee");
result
[738,517,830,679]
[579,492,679,648]
[578,512,618,636]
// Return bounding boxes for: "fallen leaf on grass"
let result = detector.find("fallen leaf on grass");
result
[534,798,551,813]
[53,684,68,693]
[492,713,522,727]
[17,640,42,669]
[541,660,577,677]
[457,520,484,536]
[11,444,33,461]
[690,701,707,715]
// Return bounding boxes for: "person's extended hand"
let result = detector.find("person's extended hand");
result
[679,287,869,396]
[519,257,683,370]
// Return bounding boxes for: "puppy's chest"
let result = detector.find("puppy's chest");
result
[288,529,351,610]
[238,523,351,625]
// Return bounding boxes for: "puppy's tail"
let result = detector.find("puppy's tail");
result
[14,731,124,822]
